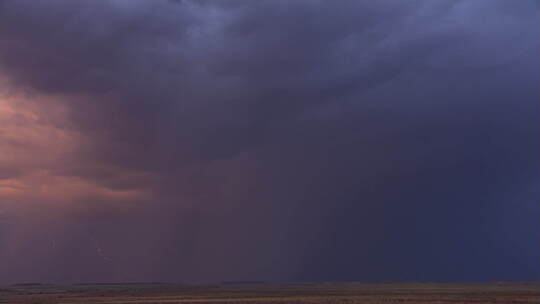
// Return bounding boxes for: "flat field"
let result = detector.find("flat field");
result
[1,282,538,304]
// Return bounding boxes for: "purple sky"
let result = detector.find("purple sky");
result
[0,0,538,284]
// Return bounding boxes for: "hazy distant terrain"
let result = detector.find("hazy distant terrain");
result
[1,282,539,304]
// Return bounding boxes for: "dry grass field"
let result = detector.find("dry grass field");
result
[1,282,538,304]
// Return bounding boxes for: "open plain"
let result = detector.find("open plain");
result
[1,282,539,304]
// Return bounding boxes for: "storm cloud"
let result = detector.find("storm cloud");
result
[0,0,538,284]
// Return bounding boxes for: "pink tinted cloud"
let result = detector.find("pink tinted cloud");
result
[0,91,151,216]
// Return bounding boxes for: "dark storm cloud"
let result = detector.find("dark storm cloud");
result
[0,0,538,284]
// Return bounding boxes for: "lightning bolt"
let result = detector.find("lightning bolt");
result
[89,235,113,263]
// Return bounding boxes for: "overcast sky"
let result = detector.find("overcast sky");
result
[0,0,538,284]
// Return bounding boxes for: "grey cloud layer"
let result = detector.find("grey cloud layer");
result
[0,0,538,283]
